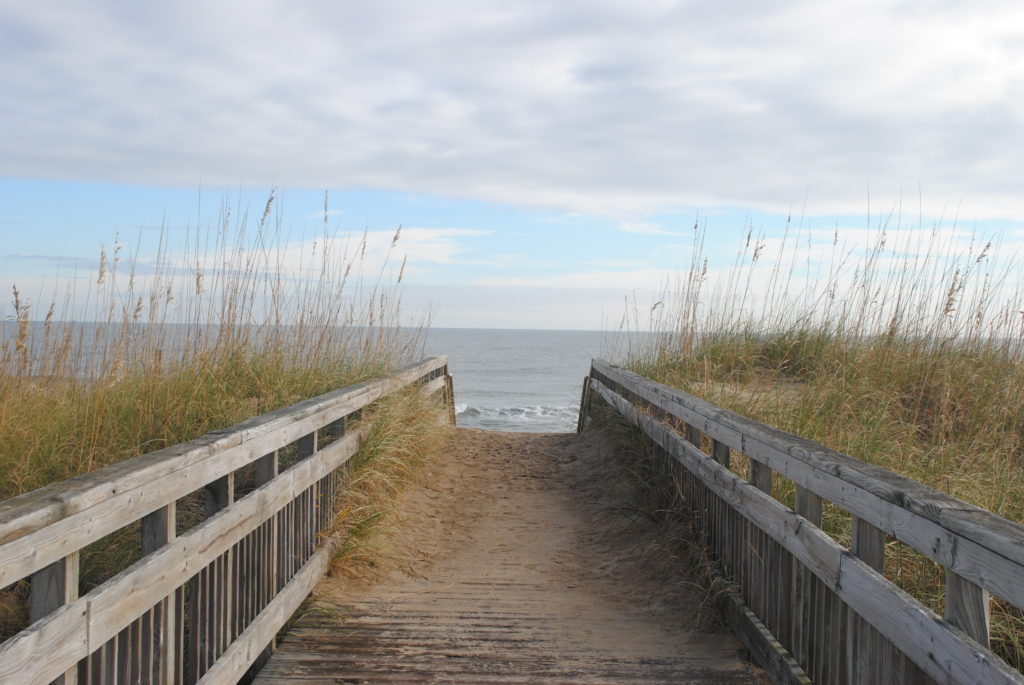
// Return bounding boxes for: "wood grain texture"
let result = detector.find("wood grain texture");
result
[589,376,1024,685]
[0,359,456,683]
[591,359,1024,612]
[946,570,991,646]
[0,357,448,587]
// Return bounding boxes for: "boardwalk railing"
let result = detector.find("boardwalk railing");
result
[581,359,1024,685]
[0,357,453,685]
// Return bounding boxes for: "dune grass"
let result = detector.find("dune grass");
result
[327,385,451,577]
[0,190,439,637]
[627,213,1024,670]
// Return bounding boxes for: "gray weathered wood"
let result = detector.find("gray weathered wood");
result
[852,517,886,574]
[196,542,334,684]
[0,423,367,682]
[712,439,730,468]
[254,451,278,487]
[794,486,822,526]
[719,591,811,685]
[749,459,772,494]
[945,570,991,646]
[141,503,176,685]
[590,360,1024,612]
[684,423,701,449]
[577,376,591,433]
[29,552,79,685]
[0,361,454,685]
[589,377,1024,685]
[0,356,448,587]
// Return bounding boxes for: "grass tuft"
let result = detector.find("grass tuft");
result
[627,215,1024,670]
[0,191,439,635]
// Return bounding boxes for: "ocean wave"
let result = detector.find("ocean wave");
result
[455,404,578,432]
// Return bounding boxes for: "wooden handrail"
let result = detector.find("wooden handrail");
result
[583,359,1024,685]
[0,356,454,685]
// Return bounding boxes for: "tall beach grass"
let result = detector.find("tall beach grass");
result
[627,211,1024,669]
[0,190,437,635]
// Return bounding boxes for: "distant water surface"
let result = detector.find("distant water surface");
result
[1,322,647,433]
[423,328,645,433]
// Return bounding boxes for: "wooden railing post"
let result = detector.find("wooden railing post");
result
[792,485,821,667]
[29,553,79,685]
[585,360,1024,685]
[0,357,449,685]
[684,423,701,448]
[946,570,991,646]
[189,473,235,680]
[851,517,885,573]
[577,376,591,433]
[296,432,317,461]
[297,431,317,567]
[849,516,887,682]
[253,450,279,671]
[445,368,457,425]
[748,459,772,494]
[711,439,730,468]
[794,486,822,525]
[142,503,177,685]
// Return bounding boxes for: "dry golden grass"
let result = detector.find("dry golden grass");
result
[627,217,1024,670]
[0,190,441,636]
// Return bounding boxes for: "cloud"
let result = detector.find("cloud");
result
[2,253,97,268]
[371,227,490,265]
[3,1,1024,219]
[474,267,674,290]
[405,283,660,330]
[618,222,681,236]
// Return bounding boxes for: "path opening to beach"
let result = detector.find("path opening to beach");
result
[254,428,763,683]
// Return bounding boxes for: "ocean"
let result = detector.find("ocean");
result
[422,328,644,433]
[2,322,645,434]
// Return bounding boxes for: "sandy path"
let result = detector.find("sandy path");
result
[254,428,760,684]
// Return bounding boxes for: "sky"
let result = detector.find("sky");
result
[3,0,1024,330]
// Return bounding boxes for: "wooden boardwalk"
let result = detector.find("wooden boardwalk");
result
[254,430,759,684]
[8,357,1021,682]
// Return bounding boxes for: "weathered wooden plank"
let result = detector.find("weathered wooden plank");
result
[0,428,366,684]
[195,542,335,685]
[0,596,89,684]
[749,459,772,494]
[712,439,730,468]
[0,357,447,586]
[590,377,1024,685]
[29,552,79,685]
[794,486,822,526]
[443,373,457,425]
[253,447,279,676]
[945,570,991,646]
[719,591,811,685]
[852,517,886,574]
[141,503,176,685]
[591,360,1024,611]
[577,376,591,433]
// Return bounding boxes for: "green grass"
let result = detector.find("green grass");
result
[625,216,1024,670]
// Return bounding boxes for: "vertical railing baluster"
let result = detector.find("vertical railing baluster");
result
[30,552,80,685]
[253,450,279,671]
[945,571,991,646]
[189,473,234,680]
[793,485,821,672]
[850,516,886,683]
[142,503,177,685]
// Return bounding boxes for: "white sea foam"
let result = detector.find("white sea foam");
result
[456,405,578,432]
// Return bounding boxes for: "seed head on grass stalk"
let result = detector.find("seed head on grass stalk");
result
[627,210,1024,670]
[0,191,434,623]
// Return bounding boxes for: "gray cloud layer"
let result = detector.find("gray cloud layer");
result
[3,1,1023,216]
